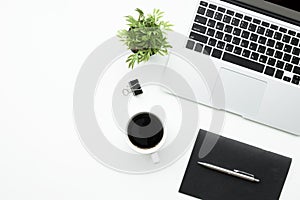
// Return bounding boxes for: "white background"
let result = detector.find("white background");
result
[0,0,300,199]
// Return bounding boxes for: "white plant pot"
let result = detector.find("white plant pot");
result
[133,53,170,68]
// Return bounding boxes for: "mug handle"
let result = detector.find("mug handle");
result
[151,152,160,164]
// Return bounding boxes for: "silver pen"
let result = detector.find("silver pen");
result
[197,162,260,183]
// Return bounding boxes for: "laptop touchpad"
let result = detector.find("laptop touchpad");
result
[213,68,267,117]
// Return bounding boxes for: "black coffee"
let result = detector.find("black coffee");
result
[127,112,164,149]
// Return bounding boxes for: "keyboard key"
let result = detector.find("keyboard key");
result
[192,24,207,34]
[282,76,290,82]
[225,44,234,52]
[293,66,300,75]
[189,32,208,43]
[226,10,234,16]
[231,18,240,26]
[257,26,265,35]
[195,15,207,24]
[216,22,225,30]
[207,28,215,36]
[244,16,252,22]
[258,45,266,53]
[248,23,257,32]
[224,25,233,33]
[253,19,261,24]
[276,61,284,69]
[215,31,224,39]
[258,36,267,44]
[223,15,231,23]
[217,41,225,49]
[259,55,268,63]
[207,19,216,27]
[206,9,215,18]
[275,42,284,50]
[241,31,250,39]
[266,29,274,37]
[288,30,296,36]
[224,34,232,42]
[270,24,278,30]
[283,76,291,82]
[209,4,217,10]
[282,35,291,43]
[200,1,208,7]
[291,56,300,65]
[232,37,241,45]
[197,7,206,15]
[212,48,222,58]
[250,33,258,42]
[203,46,212,55]
[186,40,195,49]
[233,28,241,36]
[249,42,258,51]
[240,21,248,29]
[292,75,300,85]
[297,33,300,38]
[267,58,276,66]
[291,37,299,46]
[218,7,226,13]
[292,47,300,56]
[267,39,275,47]
[223,52,265,73]
[214,12,223,20]
[235,13,243,19]
[284,44,292,53]
[279,27,287,33]
[195,43,203,52]
[283,44,292,53]
[284,63,293,72]
[283,53,291,62]
[241,40,249,48]
[234,46,242,55]
[262,21,269,27]
[275,69,284,79]
[251,52,259,61]
[266,48,275,56]
[274,32,282,40]
[275,51,283,59]
[208,38,217,47]
[242,49,251,58]
[264,66,275,76]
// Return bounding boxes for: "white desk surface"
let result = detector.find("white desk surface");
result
[0,0,299,199]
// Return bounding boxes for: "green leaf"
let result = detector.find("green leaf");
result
[135,8,144,21]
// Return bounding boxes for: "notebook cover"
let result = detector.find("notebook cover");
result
[179,129,292,200]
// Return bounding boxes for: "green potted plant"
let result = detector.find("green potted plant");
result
[117,8,173,69]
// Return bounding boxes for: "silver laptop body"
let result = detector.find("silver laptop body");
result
[167,0,300,135]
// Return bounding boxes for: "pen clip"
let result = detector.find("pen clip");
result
[234,169,254,177]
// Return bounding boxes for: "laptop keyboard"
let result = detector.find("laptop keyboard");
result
[186,1,300,86]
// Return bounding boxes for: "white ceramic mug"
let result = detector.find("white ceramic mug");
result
[126,112,166,164]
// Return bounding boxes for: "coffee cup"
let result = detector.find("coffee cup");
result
[126,112,166,164]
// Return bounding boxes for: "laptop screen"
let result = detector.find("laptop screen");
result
[222,0,300,26]
[265,0,300,12]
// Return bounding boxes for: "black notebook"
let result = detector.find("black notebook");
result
[179,129,292,200]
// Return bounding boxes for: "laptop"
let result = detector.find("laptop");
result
[166,0,300,135]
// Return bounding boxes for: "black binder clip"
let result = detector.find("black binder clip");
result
[122,79,143,96]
